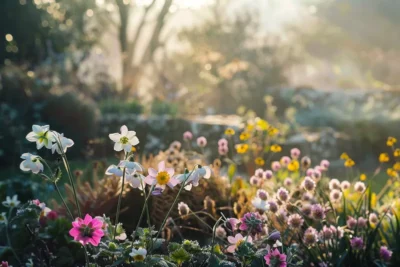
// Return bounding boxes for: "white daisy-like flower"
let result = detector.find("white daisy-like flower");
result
[144,161,179,190]
[129,247,147,262]
[109,125,139,153]
[51,132,74,154]
[20,153,44,174]
[26,125,55,150]
[3,195,20,208]
[105,163,145,190]
[251,197,270,212]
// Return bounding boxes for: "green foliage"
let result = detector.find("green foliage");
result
[151,98,179,117]
[100,99,143,115]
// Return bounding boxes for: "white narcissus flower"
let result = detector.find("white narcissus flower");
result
[109,125,139,153]
[20,153,44,174]
[129,247,147,262]
[176,165,212,191]
[26,125,55,150]
[52,132,74,154]
[3,195,20,208]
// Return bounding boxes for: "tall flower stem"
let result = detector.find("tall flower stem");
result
[113,168,127,240]
[61,154,81,218]
[131,184,155,246]
[83,246,90,267]
[150,169,195,252]
[53,182,74,220]
[6,208,21,264]
[189,211,213,231]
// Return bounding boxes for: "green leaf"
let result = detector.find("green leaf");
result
[170,247,191,265]
[53,167,62,183]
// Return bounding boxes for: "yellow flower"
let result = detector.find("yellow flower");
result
[388,191,395,198]
[387,168,398,177]
[236,144,249,154]
[270,144,282,153]
[393,162,400,171]
[268,127,279,136]
[254,157,265,166]
[360,173,367,181]
[340,152,349,160]
[256,119,269,131]
[287,160,299,172]
[225,128,235,136]
[240,132,250,141]
[394,149,400,157]
[131,146,137,153]
[379,153,390,163]
[246,123,255,132]
[371,193,377,209]
[387,137,397,147]
[344,159,355,167]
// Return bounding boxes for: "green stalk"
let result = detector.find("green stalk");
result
[131,184,155,246]
[113,165,127,240]
[150,168,195,252]
[61,154,81,218]
[53,182,74,220]
[83,246,90,267]
[189,211,213,231]
[6,208,21,264]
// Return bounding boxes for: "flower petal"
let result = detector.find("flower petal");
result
[120,125,128,136]
[109,133,121,142]
[158,161,165,171]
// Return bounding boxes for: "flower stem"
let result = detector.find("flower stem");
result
[6,208,21,264]
[83,246,90,267]
[61,154,81,218]
[150,168,195,252]
[53,182,74,220]
[131,185,155,246]
[113,165,127,240]
[189,211,213,231]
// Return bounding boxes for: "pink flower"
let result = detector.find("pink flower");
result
[197,136,207,147]
[264,248,287,267]
[218,145,228,156]
[350,237,364,250]
[271,161,281,171]
[320,159,330,170]
[227,233,252,253]
[183,131,193,141]
[290,148,301,159]
[69,214,104,246]
[144,161,179,190]
[280,156,291,167]
[47,210,58,220]
[226,217,240,231]
[218,138,228,147]
[380,246,392,262]
[1,261,9,267]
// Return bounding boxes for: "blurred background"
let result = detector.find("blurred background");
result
[1,0,400,183]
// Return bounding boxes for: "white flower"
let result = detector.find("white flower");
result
[118,160,143,172]
[106,162,145,190]
[51,132,74,154]
[26,125,55,150]
[176,165,212,191]
[130,247,147,262]
[273,240,283,248]
[251,197,270,212]
[109,125,139,153]
[0,212,7,224]
[106,164,124,177]
[20,153,44,174]
[125,171,146,190]
[3,195,20,208]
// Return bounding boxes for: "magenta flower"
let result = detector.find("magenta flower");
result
[380,246,392,262]
[264,248,287,267]
[144,161,179,190]
[69,214,104,246]
[239,212,263,234]
[350,237,364,250]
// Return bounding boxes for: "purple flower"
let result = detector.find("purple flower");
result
[239,212,263,234]
[347,216,357,229]
[350,237,364,250]
[311,204,325,220]
[268,231,281,241]
[265,170,273,180]
[380,246,392,262]
[264,248,287,267]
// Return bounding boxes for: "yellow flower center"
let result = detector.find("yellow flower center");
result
[236,239,244,247]
[120,136,129,144]
[156,171,170,185]
[133,255,145,262]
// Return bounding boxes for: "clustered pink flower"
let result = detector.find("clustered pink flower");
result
[277,187,289,202]
[69,214,104,246]
[346,216,357,229]
[218,138,229,155]
[350,237,364,250]
[280,156,291,167]
[320,159,330,170]
[287,214,304,229]
[303,227,318,246]
[311,204,325,220]
[264,248,287,267]
[380,246,392,262]
[255,168,265,179]
[257,189,269,201]
[197,136,207,147]
[302,176,316,191]
[265,170,273,180]
[239,212,263,234]
[268,200,279,213]
[183,131,193,141]
[290,148,301,159]
[271,161,281,171]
